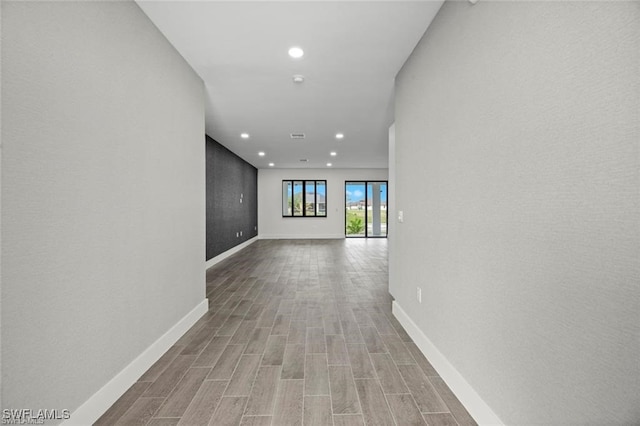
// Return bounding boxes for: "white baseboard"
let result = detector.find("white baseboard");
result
[258,234,344,240]
[206,237,258,269]
[62,299,209,426]
[392,301,503,426]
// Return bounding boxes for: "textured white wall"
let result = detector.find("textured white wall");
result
[258,168,388,239]
[2,1,205,415]
[388,124,397,300]
[393,1,639,424]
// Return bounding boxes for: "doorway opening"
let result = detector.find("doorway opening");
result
[345,181,388,238]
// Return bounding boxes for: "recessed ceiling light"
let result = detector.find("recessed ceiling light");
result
[326,163,332,167]
[258,151,265,157]
[292,75,305,83]
[240,133,250,139]
[288,47,304,59]
[335,133,344,140]
[268,162,274,167]
[330,151,337,156]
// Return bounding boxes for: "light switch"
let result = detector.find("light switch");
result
[398,210,404,223]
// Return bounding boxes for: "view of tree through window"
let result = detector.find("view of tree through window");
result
[282,180,326,217]
[345,181,388,237]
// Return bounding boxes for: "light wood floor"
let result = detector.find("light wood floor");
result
[96,239,477,426]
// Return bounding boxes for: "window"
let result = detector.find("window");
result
[345,181,387,238]
[282,180,327,217]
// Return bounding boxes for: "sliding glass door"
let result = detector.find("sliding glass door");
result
[345,181,388,238]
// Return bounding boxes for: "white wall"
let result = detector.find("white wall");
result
[2,1,205,419]
[393,1,639,424]
[387,124,397,299]
[258,168,388,239]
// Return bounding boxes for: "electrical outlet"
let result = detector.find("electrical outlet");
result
[240,231,243,236]
[417,287,422,303]
[236,232,239,237]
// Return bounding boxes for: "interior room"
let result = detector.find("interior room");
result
[1,1,638,425]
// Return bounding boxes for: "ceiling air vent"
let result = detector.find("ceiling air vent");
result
[290,133,306,139]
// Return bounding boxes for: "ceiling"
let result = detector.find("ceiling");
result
[136,1,443,169]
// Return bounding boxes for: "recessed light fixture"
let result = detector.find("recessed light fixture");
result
[268,162,274,167]
[292,75,305,83]
[288,46,304,59]
[330,151,337,156]
[335,133,344,140]
[240,133,250,139]
[326,163,332,167]
[258,151,265,157]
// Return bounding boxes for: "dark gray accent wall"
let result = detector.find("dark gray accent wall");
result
[206,135,258,260]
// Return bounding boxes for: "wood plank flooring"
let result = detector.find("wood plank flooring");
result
[96,239,476,426]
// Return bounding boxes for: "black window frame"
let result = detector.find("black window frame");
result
[282,179,327,217]
[345,180,388,238]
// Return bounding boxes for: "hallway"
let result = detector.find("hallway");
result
[96,239,476,425]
